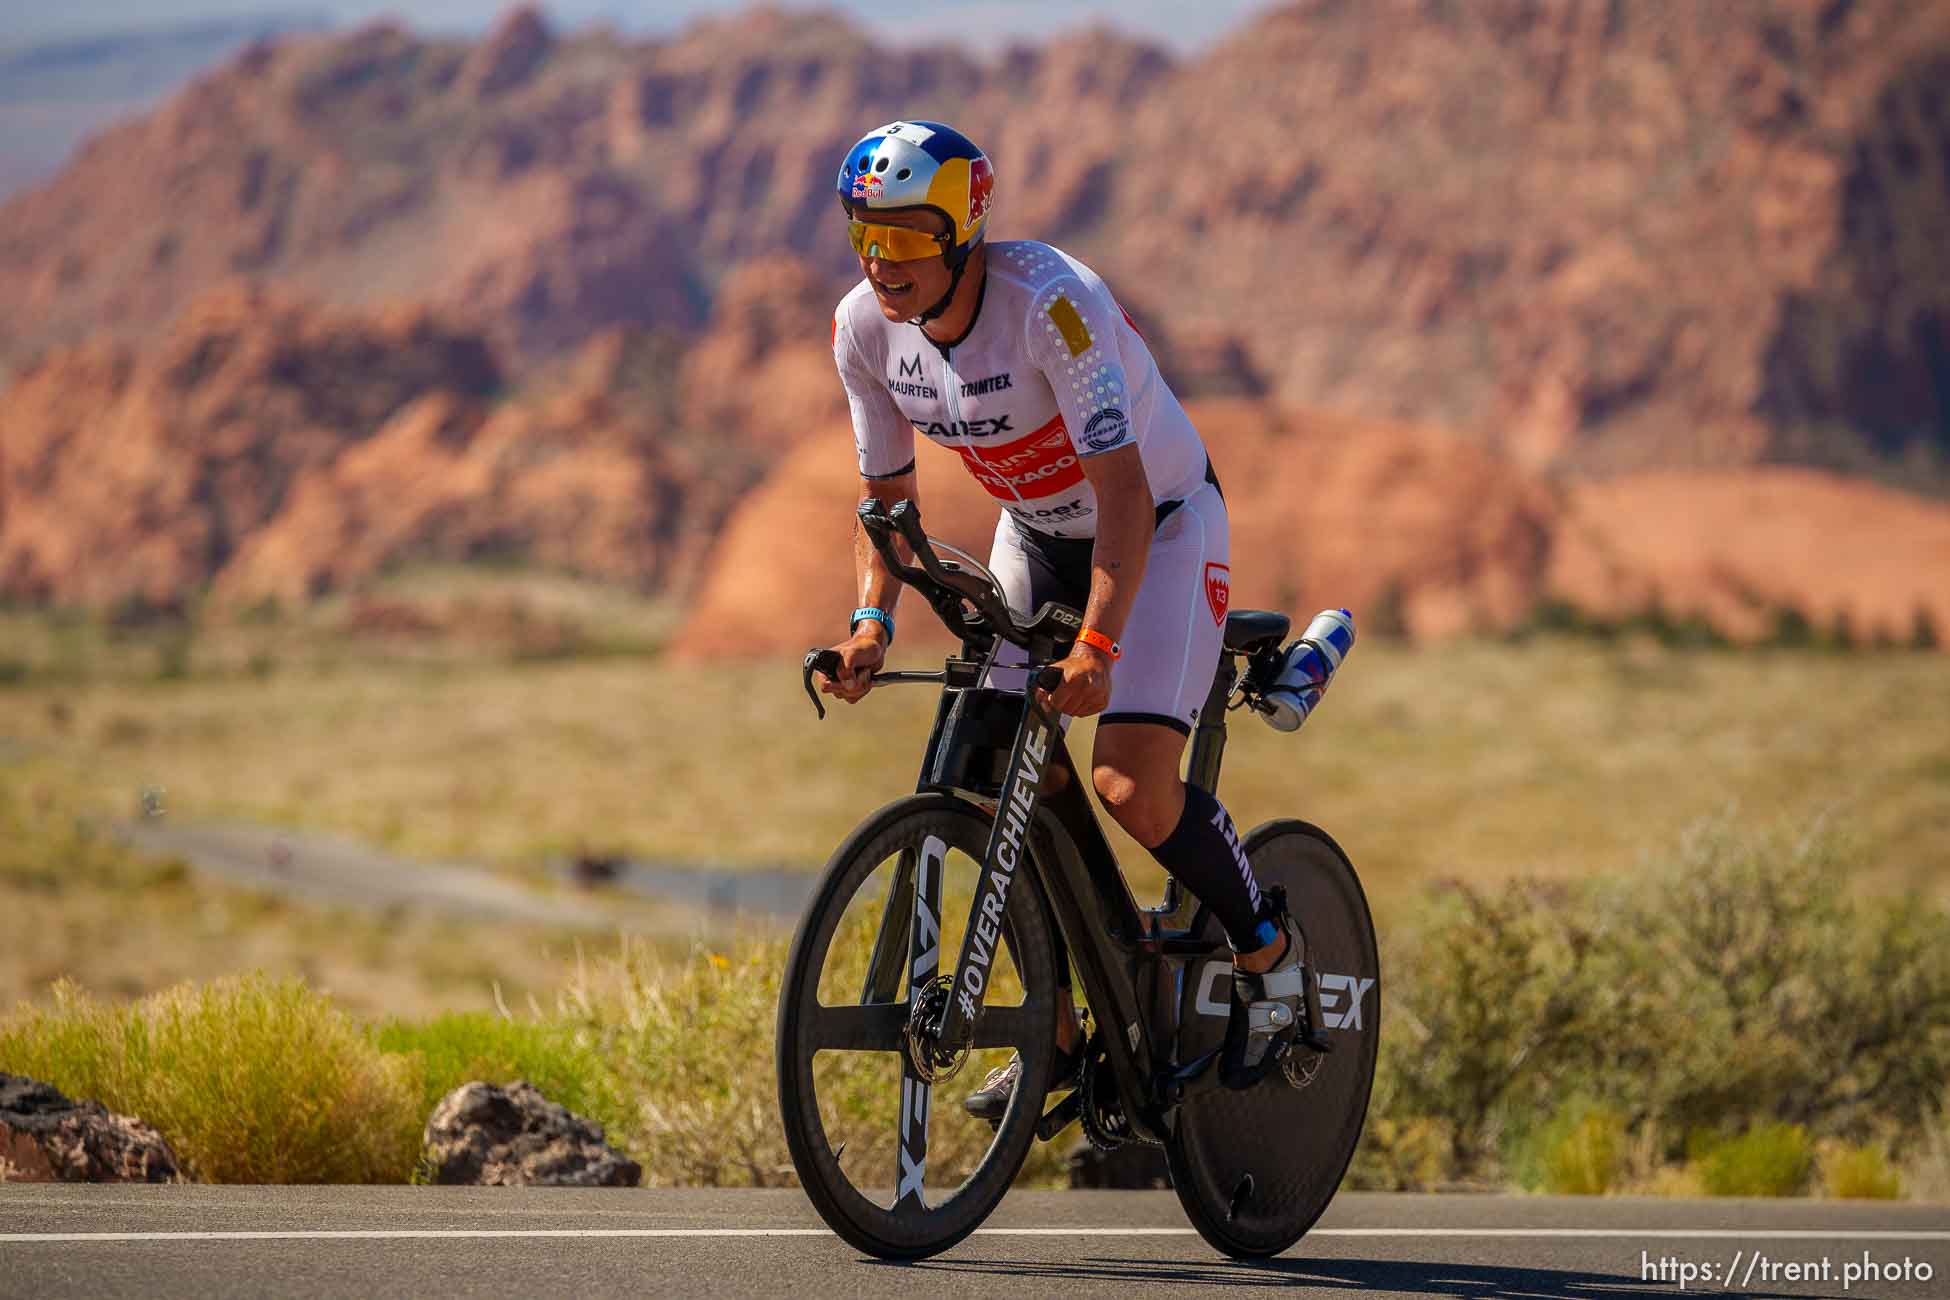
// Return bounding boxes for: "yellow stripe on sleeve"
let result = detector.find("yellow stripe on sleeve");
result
[1046,295,1094,358]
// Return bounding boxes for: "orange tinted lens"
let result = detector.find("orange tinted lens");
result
[846,221,942,262]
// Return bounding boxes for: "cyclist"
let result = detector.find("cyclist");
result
[817,121,1314,1109]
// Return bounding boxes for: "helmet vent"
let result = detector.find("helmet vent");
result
[895,167,911,180]
[856,156,870,172]
[875,156,890,173]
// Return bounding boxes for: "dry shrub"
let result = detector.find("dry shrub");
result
[1692,1123,1814,1197]
[1819,1140,1903,1200]
[549,935,1066,1189]
[0,975,422,1183]
[1366,814,1950,1192]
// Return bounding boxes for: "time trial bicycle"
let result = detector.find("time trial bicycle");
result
[775,497,1377,1259]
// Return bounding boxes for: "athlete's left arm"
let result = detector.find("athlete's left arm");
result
[1025,274,1154,715]
[1040,444,1150,717]
[1076,444,1151,645]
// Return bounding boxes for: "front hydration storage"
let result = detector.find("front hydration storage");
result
[1259,609,1356,733]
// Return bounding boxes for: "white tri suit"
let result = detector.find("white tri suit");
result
[833,239,1232,737]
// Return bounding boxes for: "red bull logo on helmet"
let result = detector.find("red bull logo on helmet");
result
[967,156,994,227]
[851,170,884,198]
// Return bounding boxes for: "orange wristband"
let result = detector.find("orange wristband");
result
[1076,627,1122,661]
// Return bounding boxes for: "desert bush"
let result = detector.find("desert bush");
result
[548,936,1067,1190]
[0,975,422,1183]
[1818,1140,1902,1199]
[1345,1115,1454,1191]
[1896,1103,1950,1202]
[1375,875,1643,1181]
[1364,815,1950,1189]
[1692,1123,1814,1197]
[1505,1100,1627,1195]
[372,1010,626,1136]
[1604,817,1950,1146]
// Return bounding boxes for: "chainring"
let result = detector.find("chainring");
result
[1078,1048,1138,1152]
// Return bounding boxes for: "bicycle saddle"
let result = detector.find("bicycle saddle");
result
[1224,609,1290,652]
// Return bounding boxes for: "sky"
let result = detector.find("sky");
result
[2,0,1280,53]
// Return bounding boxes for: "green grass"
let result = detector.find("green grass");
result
[1693,1124,1815,1197]
[3,585,1947,1193]
[373,1010,625,1138]
[0,976,422,1183]
[5,817,1944,1195]
[5,593,1948,908]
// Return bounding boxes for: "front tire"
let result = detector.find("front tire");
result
[776,794,1062,1259]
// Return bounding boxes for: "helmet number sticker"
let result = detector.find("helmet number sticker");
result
[879,121,937,146]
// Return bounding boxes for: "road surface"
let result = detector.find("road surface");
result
[116,820,811,927]
[2,1186,1945,1298]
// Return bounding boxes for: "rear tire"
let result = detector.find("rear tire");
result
[1164,820,1379,1257]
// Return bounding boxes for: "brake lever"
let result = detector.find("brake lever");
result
[802,648,844,721]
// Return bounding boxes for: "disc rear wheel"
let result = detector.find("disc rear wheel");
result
[1165,820,1379,1257]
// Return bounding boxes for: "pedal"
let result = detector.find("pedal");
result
[1036,1088,1083,1142]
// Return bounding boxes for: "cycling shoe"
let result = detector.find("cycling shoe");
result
[963,1013,1087,1121]
[1220,888,1331,1089]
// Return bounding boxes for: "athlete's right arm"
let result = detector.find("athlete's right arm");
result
[824,467,920,702]
[824,298,919,703]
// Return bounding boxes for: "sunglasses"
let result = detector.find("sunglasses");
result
[846,220,950,263]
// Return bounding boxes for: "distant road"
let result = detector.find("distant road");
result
[115,820,813,928]
[3,1186,1945,1298]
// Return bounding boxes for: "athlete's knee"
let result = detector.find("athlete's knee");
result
[1091,763,1180,847]
[1091,725,1187,847]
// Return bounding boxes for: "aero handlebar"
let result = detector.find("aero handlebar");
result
[803,498,1076,720]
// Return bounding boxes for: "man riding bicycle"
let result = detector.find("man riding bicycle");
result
[815,120,1318,1113]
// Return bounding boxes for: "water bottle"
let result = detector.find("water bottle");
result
[1259,609,1356,733]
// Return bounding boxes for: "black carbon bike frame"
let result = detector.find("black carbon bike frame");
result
[804,498,1265,1149]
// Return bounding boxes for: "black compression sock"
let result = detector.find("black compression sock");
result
[1146,785,1277,952]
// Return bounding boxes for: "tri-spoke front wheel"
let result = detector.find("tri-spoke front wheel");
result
[776,794,1061,1259]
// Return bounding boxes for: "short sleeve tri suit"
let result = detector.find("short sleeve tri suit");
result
[833,240,1232,737]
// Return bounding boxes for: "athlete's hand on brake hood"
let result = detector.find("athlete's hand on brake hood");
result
[818,629,886,704]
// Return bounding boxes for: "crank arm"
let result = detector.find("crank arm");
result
[1036,1089,1084,1142]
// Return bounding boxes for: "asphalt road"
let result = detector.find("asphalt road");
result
[3,1187,1945,1299]
[115,819,812,926]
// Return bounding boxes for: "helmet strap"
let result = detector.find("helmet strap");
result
[908,241,982,331]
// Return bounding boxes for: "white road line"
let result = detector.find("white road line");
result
[3,1228,1948,1244]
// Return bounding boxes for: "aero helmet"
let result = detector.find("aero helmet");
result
[837,121,994,322]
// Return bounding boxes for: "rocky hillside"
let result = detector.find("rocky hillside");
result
[1,1,1947,624]
[5,1,1947,468]
[673,403,1950,657]
[0,266,839,607]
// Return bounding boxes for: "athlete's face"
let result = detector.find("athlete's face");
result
[855,207,953,320]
